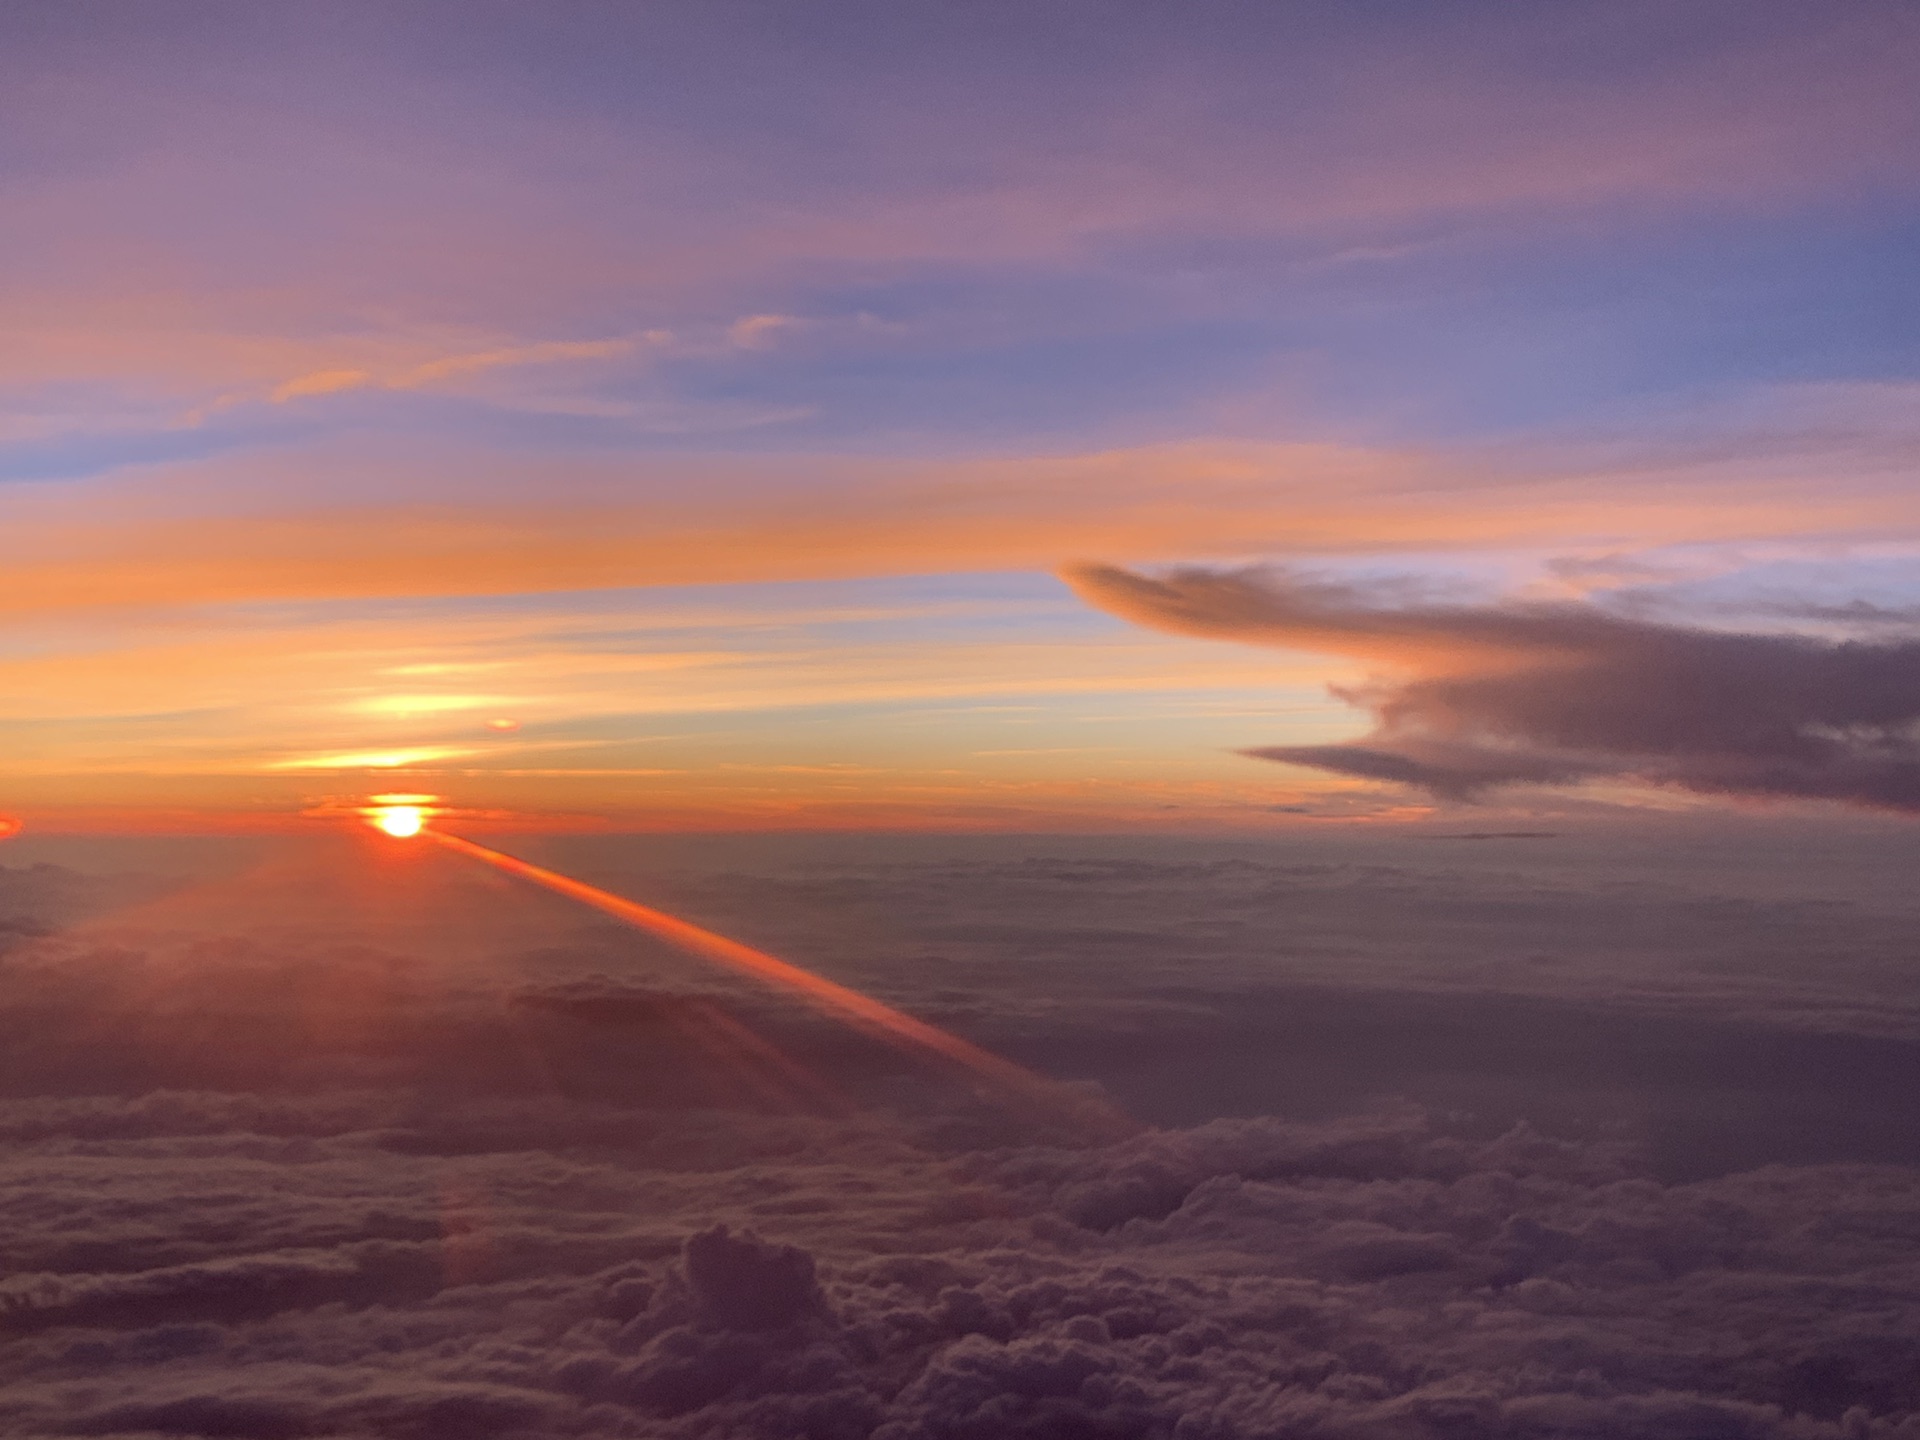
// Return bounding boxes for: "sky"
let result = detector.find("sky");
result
[9,0,1920,833]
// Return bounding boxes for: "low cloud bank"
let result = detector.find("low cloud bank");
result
[1067,563,1920,811]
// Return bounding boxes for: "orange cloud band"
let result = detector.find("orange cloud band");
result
[7,439,1916,614]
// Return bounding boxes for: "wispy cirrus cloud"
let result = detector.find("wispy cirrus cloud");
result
[258,338,618,404]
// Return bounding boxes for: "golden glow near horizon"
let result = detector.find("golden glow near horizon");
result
[272,747,475,772]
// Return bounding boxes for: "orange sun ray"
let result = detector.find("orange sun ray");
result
[421,828,1127,1130]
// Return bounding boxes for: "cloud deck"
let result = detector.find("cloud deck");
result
[6,834,1920,1437]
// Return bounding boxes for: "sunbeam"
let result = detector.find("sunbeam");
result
[424,828,1128,1130]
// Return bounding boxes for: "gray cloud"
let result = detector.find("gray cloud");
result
[1065,562,1920,812]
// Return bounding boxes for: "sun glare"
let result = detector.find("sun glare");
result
[372,805,425,838]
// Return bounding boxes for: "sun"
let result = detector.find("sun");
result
[371,805,425,838]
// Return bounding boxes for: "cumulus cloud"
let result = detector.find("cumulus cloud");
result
[1067,562,1920,812]
[9,1089,1920,1439]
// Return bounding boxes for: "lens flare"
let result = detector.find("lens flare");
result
[372,805,425,838]
[427,829,1128,1131]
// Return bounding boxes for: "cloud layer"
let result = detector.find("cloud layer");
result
[8,1070,1920,1438]
[9,833,1920,1436]
[1069,563,1920,813]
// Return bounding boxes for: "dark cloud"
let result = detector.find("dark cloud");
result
[1066,562,1920,812]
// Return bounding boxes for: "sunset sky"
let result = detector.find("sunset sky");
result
[18,10,1920,1438]
[9,0,1920,831]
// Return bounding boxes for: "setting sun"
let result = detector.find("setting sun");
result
[371,805,424,838]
